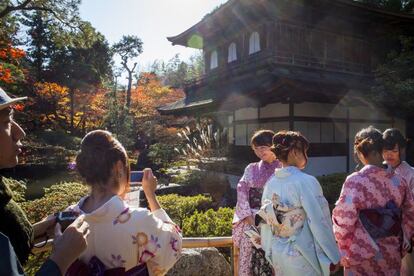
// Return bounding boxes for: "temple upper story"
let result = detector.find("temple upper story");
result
[168,0,414,88]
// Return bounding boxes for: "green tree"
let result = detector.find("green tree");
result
[47,22,113,132]
[23,11,53,81]
[368,36,414,118]
[356,0,414,12]
[0,0,81,26]
[149,52,204,88]
[112,35,143,109]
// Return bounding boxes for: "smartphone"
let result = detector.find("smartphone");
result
[56,211,78,231]
[130,171,144,185]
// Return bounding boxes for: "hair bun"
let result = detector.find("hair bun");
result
[76,130,129,186]
[271,130,309,162]
[354,126,383,157]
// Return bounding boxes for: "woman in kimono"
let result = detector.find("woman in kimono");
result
[259,130,340,276]
[66,130,182,275]
[232,130,281,276]
[382,128,414,275]
[333,126,414,275]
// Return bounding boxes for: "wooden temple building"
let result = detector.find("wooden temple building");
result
[160,0,414,175]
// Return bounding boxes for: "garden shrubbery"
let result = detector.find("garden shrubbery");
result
[182,207,234,237]
[317,173,346,209]
[158,193,213,228]
[22,182,89,223]
[33,129,82,151]
[3,177,27,203]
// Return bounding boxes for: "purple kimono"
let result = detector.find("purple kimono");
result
[232,160,281,276]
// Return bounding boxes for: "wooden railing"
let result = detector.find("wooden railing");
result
[33,236,239,275]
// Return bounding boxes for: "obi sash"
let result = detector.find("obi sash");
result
[249,187,263,209]
[258,194,306,238]
[66,256,149,276]
[359,200,402,240]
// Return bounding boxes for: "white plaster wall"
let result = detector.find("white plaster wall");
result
[260,121,290,132]
[303,156,347,176]
[228,126,234,144]
[294,102,347,118]
[235,124,247,145]
[259,103,289,118]
[247,123,260,143]
[393,118,406,135]
[348,106,391,120]
[228,115,234,124]
[234,107,258,120]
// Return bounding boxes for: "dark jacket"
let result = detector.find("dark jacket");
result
[0,177,60,276]
[0,232,61,276]
[0,177,33,265]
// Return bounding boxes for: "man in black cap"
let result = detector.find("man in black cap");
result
[0,87,90,275]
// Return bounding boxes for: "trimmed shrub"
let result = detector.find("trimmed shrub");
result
[148,143,177,169]
[22,182,89,223]
[158,194,213,228]
[34,129,81,151]
[317,173,346,210]
[182,207,234,237]
[2,177,27,203]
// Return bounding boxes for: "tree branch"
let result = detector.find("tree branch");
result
[131,62,137,72]
[0,1,79,30]
[0,0,34,18]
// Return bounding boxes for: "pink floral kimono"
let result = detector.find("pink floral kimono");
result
[232,160,281,276]
[396,161,414,276]
[333,165,414,275]
[67,195,182,276]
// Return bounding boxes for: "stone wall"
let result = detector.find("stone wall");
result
[167,248,231,276]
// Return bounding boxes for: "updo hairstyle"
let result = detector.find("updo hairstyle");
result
[251,130,275,147]
[354,126,383,158]
[76,130,130,187]
[271,130,309,162]
[383,128,407,150]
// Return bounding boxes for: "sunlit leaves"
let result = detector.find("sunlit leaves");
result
[0,43,26,85]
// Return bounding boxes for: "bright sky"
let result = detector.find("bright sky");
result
[80,0,228,73]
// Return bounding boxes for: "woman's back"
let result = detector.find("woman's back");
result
[333,165,414,273]
[260,166,339,276]
[69,196,181,275]
[70,130,182,275]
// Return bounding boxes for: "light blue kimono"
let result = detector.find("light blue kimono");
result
[260,166,340,276]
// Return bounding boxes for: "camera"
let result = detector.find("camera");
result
[55,211,79,231]
[130,171,144,185]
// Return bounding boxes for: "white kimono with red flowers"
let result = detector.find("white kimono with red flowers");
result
[67,195,182,276]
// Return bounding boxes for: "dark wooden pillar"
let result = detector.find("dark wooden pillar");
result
[346,107,350,172]
[289,98,294,131]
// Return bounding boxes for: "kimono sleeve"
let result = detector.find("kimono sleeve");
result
[259,179,274,263]
[234,164,254,223]
[139,209,182,276]
[300,176,340,265]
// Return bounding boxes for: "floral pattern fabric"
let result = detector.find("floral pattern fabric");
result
[232,160,281,276]
[332,165,414,276]
[68,196,182,276]
[396,161,414,276]
[260,166,340,276]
